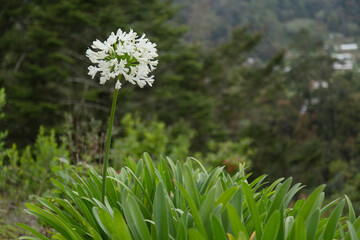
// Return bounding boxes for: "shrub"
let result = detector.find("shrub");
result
[204,138,255,173]
[20,153,360,240]
[0,127,72,203]
[63,113,106,164]
[111,113,195,168]
[111,113,254,171]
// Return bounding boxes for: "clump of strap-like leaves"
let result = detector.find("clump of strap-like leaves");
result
[20,153,360,240]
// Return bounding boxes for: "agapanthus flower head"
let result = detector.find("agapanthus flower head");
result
[86,28,158,89]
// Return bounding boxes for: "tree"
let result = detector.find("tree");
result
[0,0,184,146]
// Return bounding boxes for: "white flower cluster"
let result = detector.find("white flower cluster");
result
[86,29,158,89]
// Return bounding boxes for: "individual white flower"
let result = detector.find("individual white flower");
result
[115,80,122,89]
[106,32,117,46]
[88,66,100,79]
[86,28,158,89]
[91,40,108,51]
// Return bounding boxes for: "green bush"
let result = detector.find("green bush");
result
[0,127,72,203]
[63,113,106,164]
[204,138,255,173]
[110,113,254,171]
[21,153,360,240]
[0,110,252,205]
[111,113,195,168]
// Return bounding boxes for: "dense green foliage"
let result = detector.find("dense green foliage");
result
[0,114,253,205]
[0,126,72,203]
[21,154,360,240]
[240,32,360,206]
[0,0,184,145]
[110,113,195,167]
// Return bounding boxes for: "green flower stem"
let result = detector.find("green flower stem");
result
[101,87,119,202]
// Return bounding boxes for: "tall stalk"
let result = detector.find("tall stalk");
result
[101,88,119,202]
[86,29,157,202]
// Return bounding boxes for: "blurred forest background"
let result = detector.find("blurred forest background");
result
[1,0,360,237]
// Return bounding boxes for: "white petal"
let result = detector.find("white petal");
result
[92,40,107,51]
